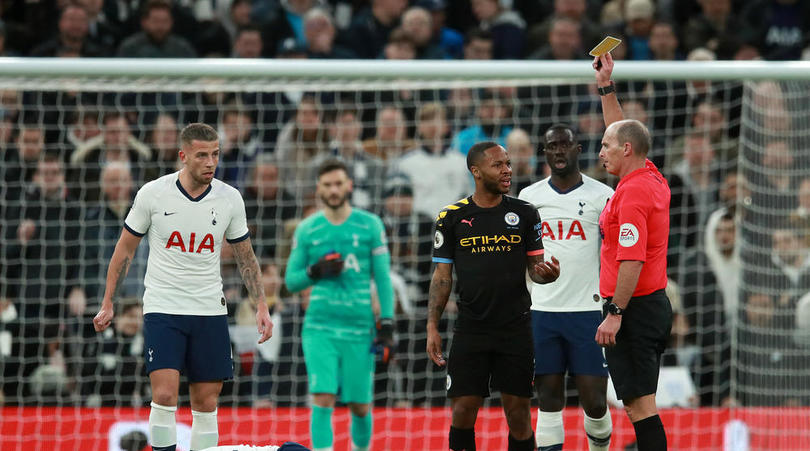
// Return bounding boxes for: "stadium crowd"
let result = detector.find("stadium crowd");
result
[0,0,810,411]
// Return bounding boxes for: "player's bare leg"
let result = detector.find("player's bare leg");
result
[534,374,565,450]
[150,369,181,451]
[189,380,224,451]
[348,402,372,451]
[625,394,666,451]
[574,375,611,451]
[311,393,337,451]
[502,393,535,451]
[449,395,482,450]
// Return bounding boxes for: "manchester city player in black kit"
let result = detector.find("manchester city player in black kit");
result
[427,142,561,451]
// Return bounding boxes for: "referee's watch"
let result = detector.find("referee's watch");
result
[598,82,615,96]
[607,302,624,316]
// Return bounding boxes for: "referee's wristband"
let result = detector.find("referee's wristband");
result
[598,81,615,96]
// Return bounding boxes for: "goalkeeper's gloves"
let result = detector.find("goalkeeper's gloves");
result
[306,251,344,279]
[372,318,395,365]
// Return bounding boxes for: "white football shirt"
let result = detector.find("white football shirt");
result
[124,172,250,315]
[519,174,613,312]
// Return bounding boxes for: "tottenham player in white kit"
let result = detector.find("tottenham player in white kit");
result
[94,123,274,451]
[518,125,614,451]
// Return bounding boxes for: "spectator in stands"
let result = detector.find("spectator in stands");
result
[415,0,464,59]
[79,300,148,407]
[769,226,810,305]
[790,177,810,235]
[31,4,107,57]
[622,0,655,60]
[363,106,413,161]
[144,112,179,180]
[341,0,407,59]
[390,102,470,217]
[316,108,386,211]
[77,0,121,51]
[217,108,262,191]
[505,128,535,194]
[70,111,152,201]
[462,27,493,60]
[451,90,513,155]
[263,0,316,57]
[82,162,147,305]
[222,0,254,43]
[671,132,721,229]
[244,156,298,259]
[276,95,329,203]
[470,0,526,59]
[116,0,197,58]
[2,123,46,200]
[382,27,417,60]
[62,109,102,161]
[682,0,740,54]
[303,8,355,59]
[528,17,582,60]
[232,25,264,58]
[527,0,602,57]
[740,0,810,61]
[401,7,444,59]
[648,21,681,61]
[750,140,800,217]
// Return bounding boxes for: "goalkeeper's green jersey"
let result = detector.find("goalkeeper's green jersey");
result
[285,208,394,341]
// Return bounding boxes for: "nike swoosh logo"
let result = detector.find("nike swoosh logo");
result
[164,212,176,216]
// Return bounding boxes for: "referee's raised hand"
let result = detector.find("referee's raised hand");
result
[593,53,614,84]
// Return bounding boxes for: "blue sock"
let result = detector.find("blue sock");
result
[311,405,334,450]
[350,411,373,448]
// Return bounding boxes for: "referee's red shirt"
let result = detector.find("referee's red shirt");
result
[599,159,670,297]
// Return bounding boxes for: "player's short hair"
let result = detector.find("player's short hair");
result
[317,158,350,179]
[467,141,499,171]
[180,123,219,147]
[615,120,650,156]
[544,123,578,144]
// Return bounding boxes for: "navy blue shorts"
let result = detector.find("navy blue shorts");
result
[531,310,608,377]
[143,313,233,382]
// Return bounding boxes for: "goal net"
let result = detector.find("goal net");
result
[0,58,809,451]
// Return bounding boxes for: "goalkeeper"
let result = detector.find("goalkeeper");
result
[285,159,395,451]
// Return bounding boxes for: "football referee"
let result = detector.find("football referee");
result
[593,53,673,450]
[426,142,560,451]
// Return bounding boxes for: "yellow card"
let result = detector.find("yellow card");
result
[589,36,622,57]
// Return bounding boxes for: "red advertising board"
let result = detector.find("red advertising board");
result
[2,406,809,450]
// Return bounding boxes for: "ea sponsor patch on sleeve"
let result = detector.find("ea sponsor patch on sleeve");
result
[618,223,639,247]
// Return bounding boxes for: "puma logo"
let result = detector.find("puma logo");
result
[461,218,474,227]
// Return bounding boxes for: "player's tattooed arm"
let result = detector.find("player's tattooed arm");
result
[231,238,266,306]
[95,228,142,332]
[427,263,453,328]
[528,254,561,284]
[111,256,131,299]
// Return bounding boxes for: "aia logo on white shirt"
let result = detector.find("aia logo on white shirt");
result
[619,223,639,247]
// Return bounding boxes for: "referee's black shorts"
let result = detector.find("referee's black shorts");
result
[603,289,672,401]
[446,326,534,399]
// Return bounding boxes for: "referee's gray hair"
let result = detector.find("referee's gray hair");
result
[615,120,651,156]
[180,123,219,146]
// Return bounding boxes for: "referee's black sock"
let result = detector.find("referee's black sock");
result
[632,415,667,451]
[507,433,535,451]
[449,426,475,451]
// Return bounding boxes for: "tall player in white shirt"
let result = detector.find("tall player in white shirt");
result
[518,125,614,451]
[93,123,273,451]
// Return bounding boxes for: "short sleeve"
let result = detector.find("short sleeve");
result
[524,206,544,256]
[432,210,455,263]
[615,195,648,262]
[226,191,250,243]
[370,215,389,256]
[124,186,151,237]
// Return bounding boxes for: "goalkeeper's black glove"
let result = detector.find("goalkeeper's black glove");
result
[306,251,344,279]
[372,318,395,365]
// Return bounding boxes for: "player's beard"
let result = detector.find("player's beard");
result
[321,191,349,210]
[483,176,509,195]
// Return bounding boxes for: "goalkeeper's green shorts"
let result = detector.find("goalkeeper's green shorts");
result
[301,330,375,404]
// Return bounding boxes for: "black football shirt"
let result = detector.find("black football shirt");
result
[432,195,544,332]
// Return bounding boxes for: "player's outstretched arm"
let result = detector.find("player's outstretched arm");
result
[594,53,624,127]
[528,254,560,284]
[93,228,142,332]
[284,227,314,293]
[426,262,453,367]
[232,238,273,344]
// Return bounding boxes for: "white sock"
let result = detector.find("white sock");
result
[191,408,219,450]
[536,409,564,450]
[149,402,177,448]
[351,445,370,451]
[583,410,612,451]
[312,448,334,451]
